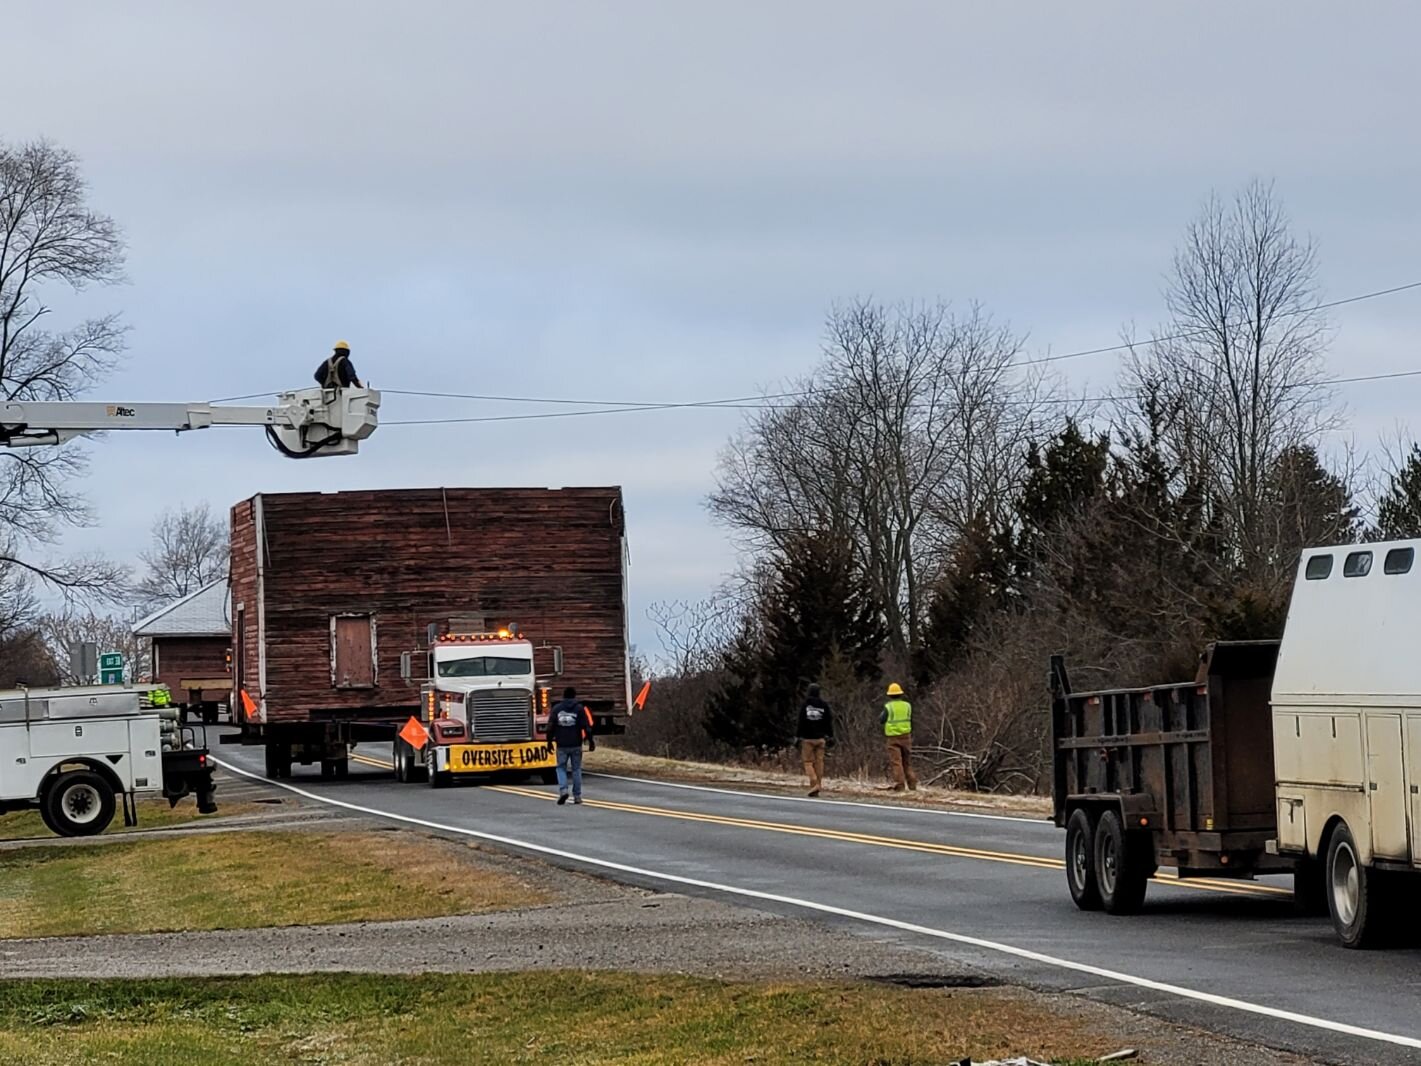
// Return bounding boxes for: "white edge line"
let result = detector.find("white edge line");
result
[586,770,1049,825]
[212,756,1420,1051]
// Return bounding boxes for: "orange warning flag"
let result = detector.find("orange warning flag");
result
[399,716,430,749]
[240,689,257,716]
[633,680,651,711]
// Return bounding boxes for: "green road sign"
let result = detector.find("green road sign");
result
[100,651,124,684]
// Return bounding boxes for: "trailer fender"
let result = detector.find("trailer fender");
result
[1063,793,1158,831]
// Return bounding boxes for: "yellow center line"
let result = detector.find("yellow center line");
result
[351,753,394,770]
[487,784,1291,899]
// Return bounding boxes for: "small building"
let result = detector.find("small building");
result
[132,580,232,721]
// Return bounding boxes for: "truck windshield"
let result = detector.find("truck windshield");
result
[437,656,533,678]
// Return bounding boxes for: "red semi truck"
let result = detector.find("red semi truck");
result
[221,487,632,779]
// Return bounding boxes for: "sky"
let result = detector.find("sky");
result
[6,1,1421,656]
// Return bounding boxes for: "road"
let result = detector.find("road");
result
[214,744,1421,1065]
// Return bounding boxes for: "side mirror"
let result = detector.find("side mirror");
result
[399,652,413,682]
[552,646,564,677]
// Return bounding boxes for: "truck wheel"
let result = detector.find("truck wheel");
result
[43,770,116,837]
[393,741,408,783]
[1094,810,1149,915]
[426,752,448,789]
[1327,822,1391,948]
[1065,808,1102,911]
[264,742,291,780]
[1292,855,1329,917]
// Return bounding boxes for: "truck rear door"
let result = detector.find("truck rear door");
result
[1365,713,1409,860]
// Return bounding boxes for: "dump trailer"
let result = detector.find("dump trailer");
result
[223,487,631,780]
[1051,641,1292,916]
[1054,537,1421,949]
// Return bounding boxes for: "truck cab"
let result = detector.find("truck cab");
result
[393,623,559,786]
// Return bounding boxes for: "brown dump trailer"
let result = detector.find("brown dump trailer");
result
[223,487,630,778]
[1051,640,1301,916]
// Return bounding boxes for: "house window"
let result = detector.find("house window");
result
[1343,551,1373,578]
[1385,547,1414,575]
[331,614,377,688]
[1304,555,1333,580]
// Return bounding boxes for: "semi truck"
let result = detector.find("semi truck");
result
[222,487,632,779]
[391,621,562,787]
[0,684,217,836]
[1052,538,1421,948]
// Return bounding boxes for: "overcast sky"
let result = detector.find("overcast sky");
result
[7,2,1421,655]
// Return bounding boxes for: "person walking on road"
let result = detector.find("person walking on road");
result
[880,682,917,792]
[545,686,595,805]
[796,683,834,797]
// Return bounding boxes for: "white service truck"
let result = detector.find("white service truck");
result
[0,685,217,836]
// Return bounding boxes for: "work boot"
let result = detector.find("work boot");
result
[808,788,820,798]
[908,783,918,792]
[573,796,583,805]
[557,793,568,805]
[892,785,907,793]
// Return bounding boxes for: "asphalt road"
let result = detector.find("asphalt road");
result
[214,743,1421,1065]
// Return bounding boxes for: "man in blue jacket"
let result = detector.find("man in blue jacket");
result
[545,686,595,805]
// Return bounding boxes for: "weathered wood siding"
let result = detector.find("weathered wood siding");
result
[153,637,229,705]
[230,487,629,724]
[229,497,262,725]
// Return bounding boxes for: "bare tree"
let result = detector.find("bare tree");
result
[1122,180,1336,595]
[0,139,127,596]
[40,606,147,683]
[130,502,229,610]
[710,300,1047,653]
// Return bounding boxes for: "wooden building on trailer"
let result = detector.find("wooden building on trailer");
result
[227,487,631,767]
[131,579,233,722]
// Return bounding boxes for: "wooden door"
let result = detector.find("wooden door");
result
[332,615,375,688]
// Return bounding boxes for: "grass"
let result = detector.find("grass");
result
[0,797,257,841]
[0,972,1107,1065]
[0,831,547,938]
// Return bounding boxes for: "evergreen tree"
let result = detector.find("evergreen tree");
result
[1375,445,1421,540]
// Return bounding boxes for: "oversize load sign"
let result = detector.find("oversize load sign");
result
[448,742,554,772]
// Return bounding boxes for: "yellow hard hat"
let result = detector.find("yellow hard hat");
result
[333,339,351,352]
[886,682,904,697]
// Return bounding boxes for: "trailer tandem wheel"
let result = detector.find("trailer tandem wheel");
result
[1065,808,1102,911]
[1094,809,1150,915]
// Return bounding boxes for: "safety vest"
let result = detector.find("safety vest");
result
[883,698,912,737]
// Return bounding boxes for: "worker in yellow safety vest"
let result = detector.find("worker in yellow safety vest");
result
[880,682,918,792]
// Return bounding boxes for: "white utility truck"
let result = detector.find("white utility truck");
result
[391,622,560,788]
[1052,538,1421,949]
[0,685,217,836]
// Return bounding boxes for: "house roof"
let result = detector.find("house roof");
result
[132,580,231,638]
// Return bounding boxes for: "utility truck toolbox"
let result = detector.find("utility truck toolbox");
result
[0,684,217,837]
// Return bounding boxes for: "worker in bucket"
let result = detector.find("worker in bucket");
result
[545,686,596,805]
[795,683,834,797]
[314,340,363,390]
[880,682,918,792]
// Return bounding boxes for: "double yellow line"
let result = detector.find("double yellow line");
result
[346,751,1288,899]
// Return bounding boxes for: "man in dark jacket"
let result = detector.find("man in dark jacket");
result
[314,340,363,390]
[796,683,834,797]
[545,686,595,805]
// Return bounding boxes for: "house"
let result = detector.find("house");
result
[132,579,232,721]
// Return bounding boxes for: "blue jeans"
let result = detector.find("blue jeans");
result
[556,746,583,798]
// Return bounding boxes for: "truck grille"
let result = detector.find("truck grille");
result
[467,691,533,742]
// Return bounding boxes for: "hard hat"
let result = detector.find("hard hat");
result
[886,682,904,697]
[333,339,351,352]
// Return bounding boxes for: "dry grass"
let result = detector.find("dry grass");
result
[0,972,1107,1065]
[588,745,1054,818]
[0,831,548,939]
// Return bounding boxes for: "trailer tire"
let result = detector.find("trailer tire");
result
[264,742,291,780]
[1065,808,1102,911]
[1094,809,1149,915]
[43,770,116,837]
[320,758,348,780]
[1327,822,1392,948]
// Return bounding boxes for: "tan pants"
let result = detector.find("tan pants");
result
[801,739,826,792]
[886,734,917,790]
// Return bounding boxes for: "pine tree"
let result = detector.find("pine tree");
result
[1375,445,1421,540]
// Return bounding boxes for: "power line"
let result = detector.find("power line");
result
[1019,280,1421,367]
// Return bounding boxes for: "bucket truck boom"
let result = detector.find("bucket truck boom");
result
[0,386,381,458]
